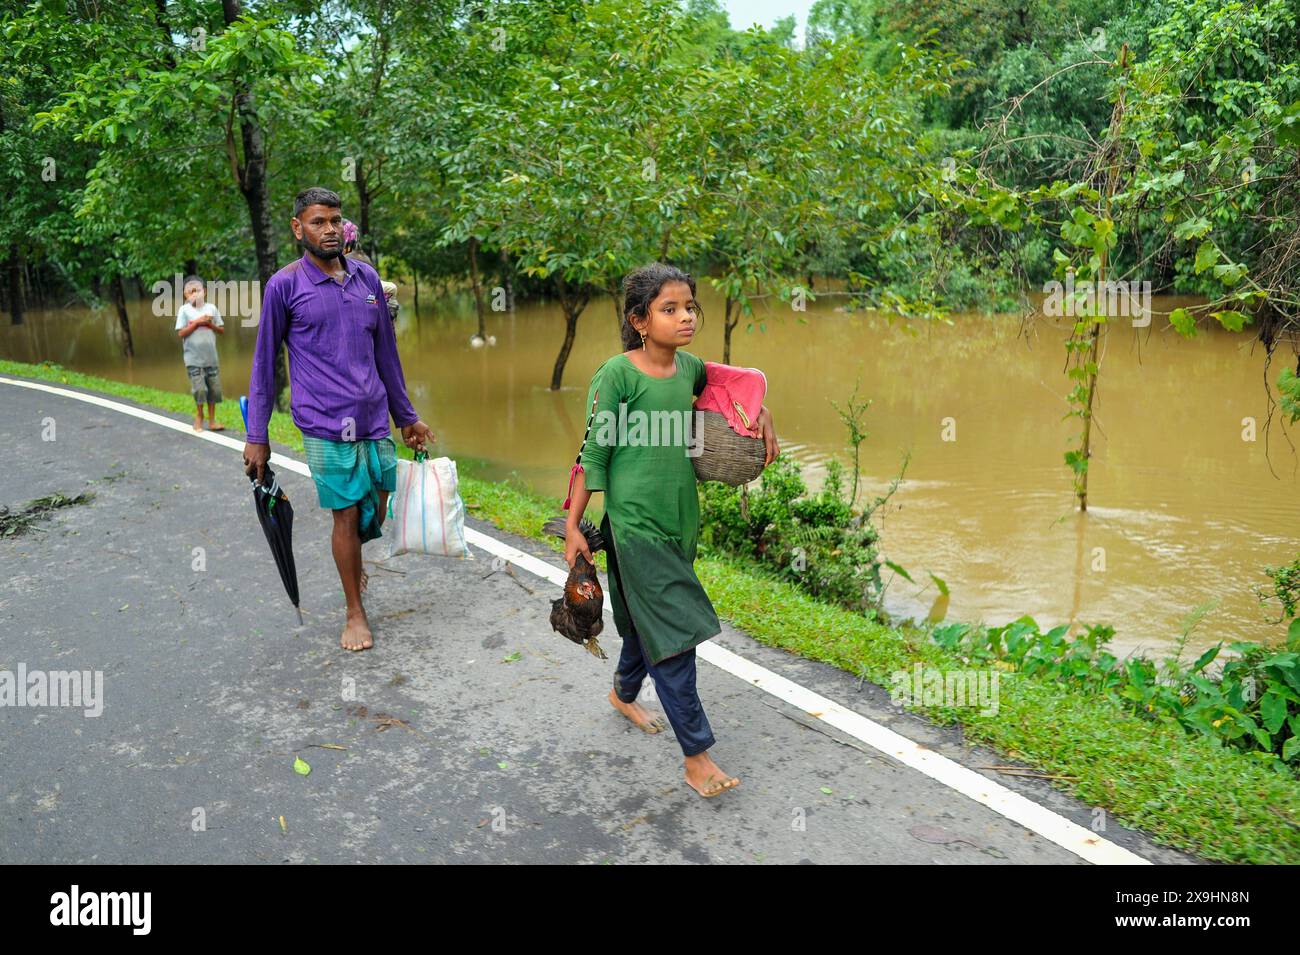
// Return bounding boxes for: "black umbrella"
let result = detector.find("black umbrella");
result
[240,396,303,625]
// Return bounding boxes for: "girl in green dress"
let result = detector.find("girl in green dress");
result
[563,263,779,798]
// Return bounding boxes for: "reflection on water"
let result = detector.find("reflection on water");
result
[3,284,1297,656]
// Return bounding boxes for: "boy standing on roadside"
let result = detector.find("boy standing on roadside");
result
[176,275,226,432]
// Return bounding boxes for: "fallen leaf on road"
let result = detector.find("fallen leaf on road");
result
[373,714,413,732]
[293,756,311,776]
[278,815,287,834]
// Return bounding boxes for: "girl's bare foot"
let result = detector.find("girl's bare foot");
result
[341,608,373,651]
[607,688,667,734]
[684,752,739,798]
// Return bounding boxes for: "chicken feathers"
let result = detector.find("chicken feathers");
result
[542,515,607,659]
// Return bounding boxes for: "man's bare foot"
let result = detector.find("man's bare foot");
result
[607,688,667,733]
[341,609,373,651]
[684,752,739,798]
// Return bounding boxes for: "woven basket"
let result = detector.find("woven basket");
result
[692,410,766,485]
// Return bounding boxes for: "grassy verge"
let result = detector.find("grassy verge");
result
[3,357,1298,863]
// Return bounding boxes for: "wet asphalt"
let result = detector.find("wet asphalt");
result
[0,378,1196,864]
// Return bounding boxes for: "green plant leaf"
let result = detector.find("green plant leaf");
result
[1260,691,1288,734]
[885,560,914,583]
[1211,310,1249,331]
[1193,242,1217,274]
[1169,307,1197,337]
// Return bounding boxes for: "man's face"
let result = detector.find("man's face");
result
[292,204,344,260]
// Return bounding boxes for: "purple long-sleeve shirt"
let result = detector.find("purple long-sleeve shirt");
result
[246,252,419,445]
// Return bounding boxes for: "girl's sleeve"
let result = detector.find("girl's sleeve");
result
[692,352,707,398]
[578,361,621,492]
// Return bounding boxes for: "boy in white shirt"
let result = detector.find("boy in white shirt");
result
[175,275,226,431]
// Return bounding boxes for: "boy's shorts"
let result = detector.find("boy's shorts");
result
[186,365,222,405]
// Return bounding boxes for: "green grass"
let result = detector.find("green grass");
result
[3,356,1298,863]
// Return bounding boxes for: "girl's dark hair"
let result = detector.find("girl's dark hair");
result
[620,263,702,351]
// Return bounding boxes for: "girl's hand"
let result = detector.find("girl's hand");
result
[756,405,779,466]
[565,525,593,567]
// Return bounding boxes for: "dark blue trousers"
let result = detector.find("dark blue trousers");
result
[612,625,715,757]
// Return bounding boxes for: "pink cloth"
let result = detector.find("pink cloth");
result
[695,362,767,436]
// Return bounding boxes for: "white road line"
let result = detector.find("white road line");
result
[1,374,1150,865]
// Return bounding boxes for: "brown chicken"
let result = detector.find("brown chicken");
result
[542,515,607,659]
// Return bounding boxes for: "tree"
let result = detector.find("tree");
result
[439,0,713,389]
[35,1,322,388]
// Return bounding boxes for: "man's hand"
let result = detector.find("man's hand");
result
[242,442,270,484]
[401,420,435,454]
[755,405,779,466]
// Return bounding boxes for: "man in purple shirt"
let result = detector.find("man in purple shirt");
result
[243,187,434,652]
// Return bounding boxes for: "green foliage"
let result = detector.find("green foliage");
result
[700,455,886,614]
[931,571,1300,775]
[1279,366,1300,425]
[1260,553,1300,624]
[699,385,911,616]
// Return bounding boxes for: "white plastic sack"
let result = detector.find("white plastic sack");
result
[387,455,472,558]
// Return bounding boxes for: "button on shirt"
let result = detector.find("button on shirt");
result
[245,253,418,446]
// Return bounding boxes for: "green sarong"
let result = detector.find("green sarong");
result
[302,435,398,543]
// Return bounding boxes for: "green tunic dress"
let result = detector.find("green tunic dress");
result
[579,350,721,664]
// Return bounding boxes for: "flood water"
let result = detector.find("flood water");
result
[4,282,1297,657]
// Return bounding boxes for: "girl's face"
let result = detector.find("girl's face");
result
[633,280,699,348]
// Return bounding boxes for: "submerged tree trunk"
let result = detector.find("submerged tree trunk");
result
[223,0,286,409]
[608,283,623,338]
[1074,45,1130,513]
[722,295,740,364]
[356,160,381,266]
[550,273,589,391]
[111,275,135,358]
[469,237,487,339]
[6,245,23,326]
[498,248,514,311]
[1071,44,1133,511]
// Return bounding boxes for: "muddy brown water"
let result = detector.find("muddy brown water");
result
[4,284,1297,657]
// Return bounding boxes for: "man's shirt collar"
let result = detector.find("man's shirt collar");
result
[300,250,359,285]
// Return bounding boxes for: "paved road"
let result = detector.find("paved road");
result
[0,379,1195,863]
